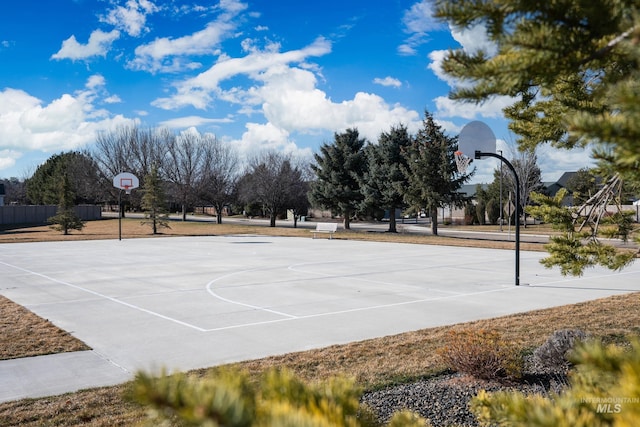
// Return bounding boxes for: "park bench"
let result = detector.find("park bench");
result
[311,222,338,239]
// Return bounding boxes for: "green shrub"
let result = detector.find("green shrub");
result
[438,328,523,380]
[129,367,430,426]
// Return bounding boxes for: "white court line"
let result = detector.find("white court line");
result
[0,260,208,332]
[201,260,515,332]
[200,258,640,333]
[205,268,298,319]
[202,284,518,332]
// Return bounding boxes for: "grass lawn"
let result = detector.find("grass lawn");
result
[0,218,638,426]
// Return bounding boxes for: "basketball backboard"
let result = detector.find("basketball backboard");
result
[113,172,139,192]
[458,121,496,157]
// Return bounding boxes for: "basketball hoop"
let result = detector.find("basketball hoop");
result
[454,151,472,174]
[112,172,140,241]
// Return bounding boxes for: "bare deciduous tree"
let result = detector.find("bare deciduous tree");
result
[93,124,171,210]
[239,151,308,227]
[198,136,240,224]
[499,147,543,226]
[165,130,207,221]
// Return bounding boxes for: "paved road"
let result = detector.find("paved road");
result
[2,235,639,403]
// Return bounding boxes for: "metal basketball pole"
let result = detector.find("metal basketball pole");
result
[118,189,122,241]
[475,150,520,286]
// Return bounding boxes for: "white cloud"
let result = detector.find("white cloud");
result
[450,23,497,56]
[0,81,134,172]
[427,23,497,89]
[51,29,120,61]
[152,36,332,110]
[100,0,159,37]
[373,76,402,88]
[253,67,422,144]
[231,122,314,163]
[153,36,422,149]
[398,0,443,55]
[128,0,247,73]
[259,70,421,143]
[434,95,512,120]
[104,95,122,104]
[86,74,106,89]
[427,49,454,86]
[428,24,511,122]
[0,149,20,171]
[160,115,233,129]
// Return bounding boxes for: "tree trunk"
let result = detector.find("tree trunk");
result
[430,207,438,236]
[217,212,223,224]
[343,210,351,230]
[182,204,187,221]
[388,208,397,233]
[270,212,277,227]
[293,215,298,228]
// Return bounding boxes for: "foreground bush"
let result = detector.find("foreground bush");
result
[129,367,430,426]
[471,337,640,426]
[438,328,523,380]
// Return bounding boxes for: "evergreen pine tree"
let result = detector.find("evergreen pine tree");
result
[361,125,412,233]
[434,0,640,174]
[402,112,472,235]
[48,166,85,235]
[141,164,170,235]
[310,128,367,229]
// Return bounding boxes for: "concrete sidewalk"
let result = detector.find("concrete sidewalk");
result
[1,235,639,403]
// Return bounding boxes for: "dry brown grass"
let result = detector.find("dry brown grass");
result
[1,218,638,426]
[0,296,90,360]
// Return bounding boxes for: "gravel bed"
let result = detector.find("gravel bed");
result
[361,370,569,427]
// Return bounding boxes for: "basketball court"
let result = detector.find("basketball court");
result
[1,234,639,402]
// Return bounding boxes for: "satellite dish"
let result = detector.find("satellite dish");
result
[458,121,496,157]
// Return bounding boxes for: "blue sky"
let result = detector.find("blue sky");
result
[0,0,591,182]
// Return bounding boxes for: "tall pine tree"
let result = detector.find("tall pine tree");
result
[361,125,412,233]
[310,128,367,230]
[402,112,471,236]
[141,164,170,235]
[47,165,84,235]
[434,0,640,179]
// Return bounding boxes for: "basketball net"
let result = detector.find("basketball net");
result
[454,151,472,174]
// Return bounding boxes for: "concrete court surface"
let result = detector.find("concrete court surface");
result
[1,234,639,403]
